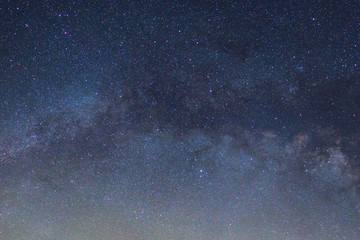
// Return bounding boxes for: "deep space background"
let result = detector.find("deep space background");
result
[1,0,360,239]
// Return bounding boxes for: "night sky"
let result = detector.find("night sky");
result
[1,0,360,239]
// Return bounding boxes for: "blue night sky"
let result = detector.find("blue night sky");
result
[1,1,360,239]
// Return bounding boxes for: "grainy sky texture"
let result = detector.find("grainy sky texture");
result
[1,1,360,239]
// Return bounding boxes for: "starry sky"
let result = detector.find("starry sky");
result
[1,0,360,239]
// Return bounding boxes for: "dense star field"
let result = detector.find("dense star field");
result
[1,1,360,239]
